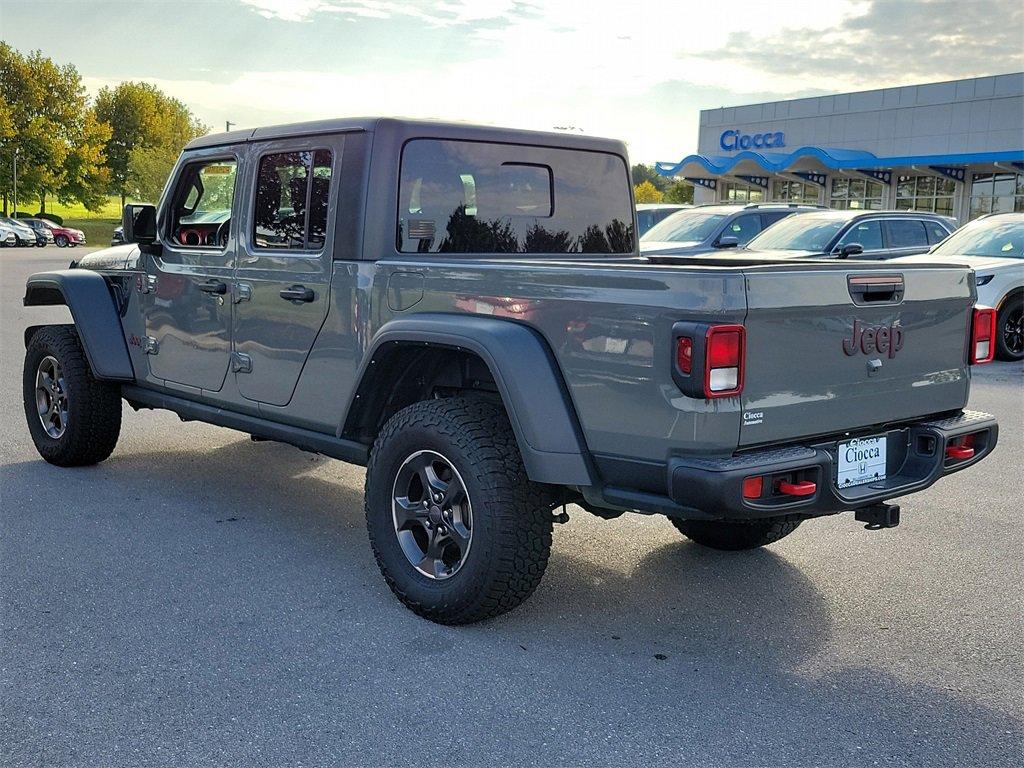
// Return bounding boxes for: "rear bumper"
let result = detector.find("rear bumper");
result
[588,410,998,520]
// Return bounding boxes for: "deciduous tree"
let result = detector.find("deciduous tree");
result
[663,181,694,205]
[0,43,111,213]
[633,180,663,203]
[94,81,208,208]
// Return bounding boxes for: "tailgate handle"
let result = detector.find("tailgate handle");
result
[848,274,904,305]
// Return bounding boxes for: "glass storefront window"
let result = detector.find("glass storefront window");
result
[969,173,1024,219]
[771,180,820,204]
[895,175,956,216]
[720,181,764,203]
[830,177,883,210]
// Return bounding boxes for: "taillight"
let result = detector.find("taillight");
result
[704,325,745,398]
[970,306,996,364]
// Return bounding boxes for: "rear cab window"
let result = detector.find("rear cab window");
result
[397,139,634,254]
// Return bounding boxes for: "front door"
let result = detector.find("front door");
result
[231,137,341,406]
[141,151,240,392]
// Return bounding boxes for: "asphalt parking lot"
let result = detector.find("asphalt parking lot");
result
[1,247,1022,767]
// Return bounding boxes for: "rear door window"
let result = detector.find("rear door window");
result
[885,219,929,249]
[253,149,333,250]
[398,139,633,254]
[760,211,793,228]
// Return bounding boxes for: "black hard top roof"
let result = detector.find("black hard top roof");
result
[184,117,627,156]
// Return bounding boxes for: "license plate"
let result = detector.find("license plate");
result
[837,436,887,488]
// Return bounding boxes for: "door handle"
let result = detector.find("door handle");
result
[198,279,227,295]
[279,285,315,303]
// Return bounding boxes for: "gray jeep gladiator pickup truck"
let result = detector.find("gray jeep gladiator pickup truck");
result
[22,118,999,624]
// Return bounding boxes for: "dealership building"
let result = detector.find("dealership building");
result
[656,73,1024,223]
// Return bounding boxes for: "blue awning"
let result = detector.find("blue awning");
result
[655,147,1024,178]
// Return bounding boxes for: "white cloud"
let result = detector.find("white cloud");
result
[89,1,1020,162]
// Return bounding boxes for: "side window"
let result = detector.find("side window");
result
[925,221,951,244]
[253,149,333,250]
[168,158,237,248]
[760,212,792,229]
[839,220,884,250]
[726,214,763,245]
[885,219,928,248]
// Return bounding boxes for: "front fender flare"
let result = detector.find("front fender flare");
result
[349,314,595,487]
[23,270,135,381]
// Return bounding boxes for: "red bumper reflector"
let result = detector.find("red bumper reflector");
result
[946,444,975,460]
[742,475,763,499]
[777,480,816,497]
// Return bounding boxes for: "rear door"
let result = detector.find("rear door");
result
[739,264,973,447]
[231,135,342,406]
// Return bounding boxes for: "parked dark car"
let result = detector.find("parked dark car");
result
[640,203,823,255]
[636,203,691,236]
[111,225,124,245]
[739,209,956,260]
[21,218,57,247]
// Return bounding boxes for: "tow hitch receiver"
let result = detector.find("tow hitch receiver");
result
[855,502,900,530]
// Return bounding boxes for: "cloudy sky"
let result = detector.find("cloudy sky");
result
[2,0,1022,161]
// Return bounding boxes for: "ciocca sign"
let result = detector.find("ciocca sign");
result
[720,129,785,152]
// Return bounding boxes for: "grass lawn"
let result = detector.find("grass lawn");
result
[66,218,120,245]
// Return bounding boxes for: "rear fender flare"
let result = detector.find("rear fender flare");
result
[346,314,595,487]
[23,270,135,381]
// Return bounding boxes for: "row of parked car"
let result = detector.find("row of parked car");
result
[0,215,87,248]
[636,203,1023,361]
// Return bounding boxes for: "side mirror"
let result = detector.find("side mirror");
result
[717,235,740,249]
[839,242,864,258]
[122,203,157,245]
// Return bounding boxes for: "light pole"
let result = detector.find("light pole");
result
[225,121,235,133]
[12,148,18,217]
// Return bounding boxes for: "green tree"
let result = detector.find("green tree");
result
[0,43,111,213]
[633,180,663,203]
[125,145,179,204]
[94,81,208,208]
[663,180,694,205]
[631,163,669,192]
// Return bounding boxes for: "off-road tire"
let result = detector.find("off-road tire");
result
[23,325,122,467]
[365,398,553,624]
[671,516,802,551]
[995,297,1023,361]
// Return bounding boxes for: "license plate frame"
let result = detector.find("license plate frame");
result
[837,435,887,488]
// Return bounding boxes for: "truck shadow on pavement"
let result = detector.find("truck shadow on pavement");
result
[4,434,1022,766]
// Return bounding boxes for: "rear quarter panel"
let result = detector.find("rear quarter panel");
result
[375,258,748,464]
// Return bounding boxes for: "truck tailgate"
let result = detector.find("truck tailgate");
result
[739,264,974,447]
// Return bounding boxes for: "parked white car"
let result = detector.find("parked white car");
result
[894,212,1023,361]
